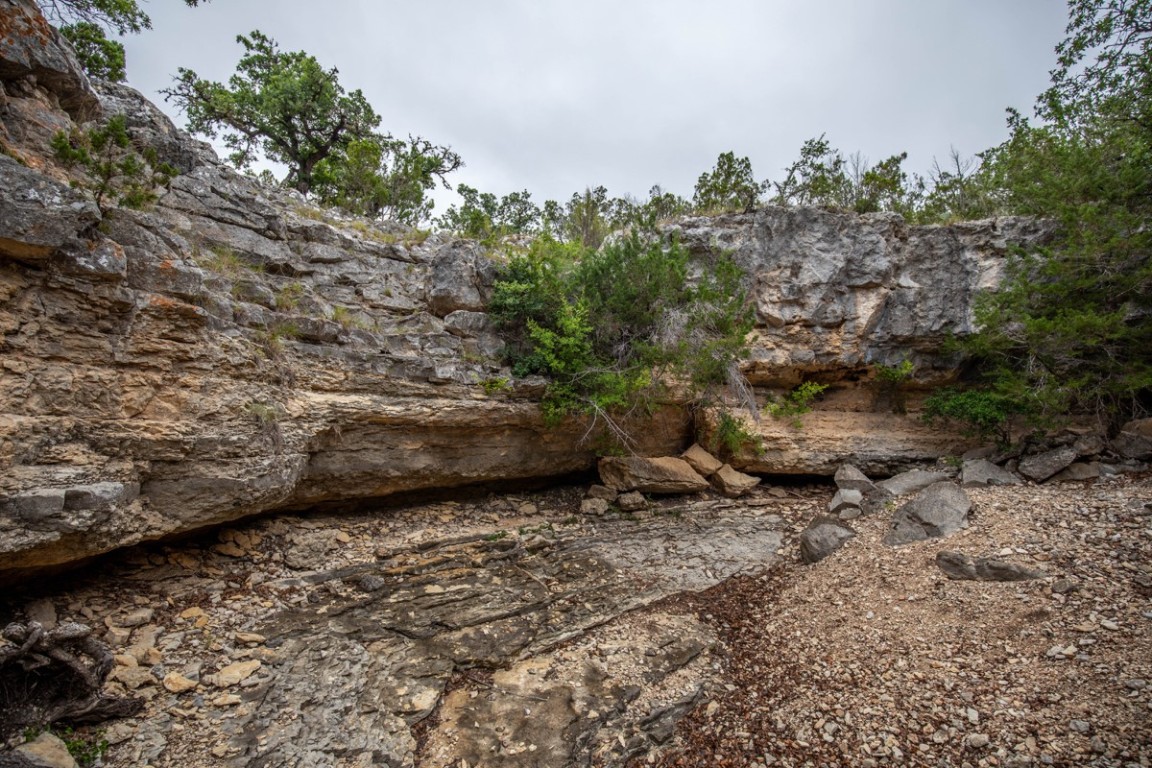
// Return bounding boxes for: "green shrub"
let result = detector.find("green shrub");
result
[922,388,1023,445]
[764,381,828,427]
[244,401,279,424]
[709,411,764,458]
[873,359,915,413]
[52,114,177,212]
[478,376,510,395]
[490,231,753,442]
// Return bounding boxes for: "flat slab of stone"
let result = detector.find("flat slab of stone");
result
[682,444,723,477]
[935,551,1046,581]
[1052,462,1101,482]
[711,464,760,498]
[961,459,1021,488]
[884,482,972,546]
[1018,447,1078,482]
[876,469,952,498]
[598,457,709,494]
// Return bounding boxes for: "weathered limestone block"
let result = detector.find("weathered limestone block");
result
[711,464,760,498]
[728,412,976,478]
[1018,447,1078,483]
[961,459,1022,488]
[598,457,709,494]
[0,0,99,119]
[681,444,723,477]
[0,157,100,261]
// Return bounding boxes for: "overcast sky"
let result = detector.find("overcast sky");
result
[121,0,1069,213]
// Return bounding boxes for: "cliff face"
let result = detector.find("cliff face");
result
[0,1,1049,578]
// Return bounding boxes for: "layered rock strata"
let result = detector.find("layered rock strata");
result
[0,0,1050,577]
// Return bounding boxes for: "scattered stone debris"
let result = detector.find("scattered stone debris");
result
[1,471,1149,767]
[651,473,1152,768]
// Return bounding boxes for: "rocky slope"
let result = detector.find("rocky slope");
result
[1,0,1050,578]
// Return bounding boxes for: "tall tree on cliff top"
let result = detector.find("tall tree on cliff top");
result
[961,0,1152,429]
[163,31,381,194]
[38,0,209,82]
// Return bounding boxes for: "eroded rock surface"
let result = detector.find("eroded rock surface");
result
[0,0,1051,578]
[0,483,797,768]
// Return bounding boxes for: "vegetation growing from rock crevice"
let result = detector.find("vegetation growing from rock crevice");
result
[922,388,1024,446]
[489,232,753,445]
[763,381,829,428]
[51,114,178,212]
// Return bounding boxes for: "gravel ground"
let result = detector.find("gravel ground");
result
[3,473,1148,768]
[645,474,1152,768]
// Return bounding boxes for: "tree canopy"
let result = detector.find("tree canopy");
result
[39,0,208,82]
[163,31,381,194]
[311,135,462,225]
[958,0,1152,429]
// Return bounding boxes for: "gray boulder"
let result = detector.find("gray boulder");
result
[834,464,876,494]
[884,482,972,546]
[1112,418,1152,461]
[876,469,951,497]
[960,459,1021,488]
[1018,447,1078,482]
[828,488,863,515]
[799,516,857,564]
[935,551,1046,581]
[1051,462,1101,482]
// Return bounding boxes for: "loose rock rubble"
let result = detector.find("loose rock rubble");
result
[0,470,1148,768]
[651,472,1152,768]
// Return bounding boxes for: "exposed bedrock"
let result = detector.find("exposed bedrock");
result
[0,0,1051,577]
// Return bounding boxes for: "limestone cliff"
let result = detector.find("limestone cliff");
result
[0,0,1049,579]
